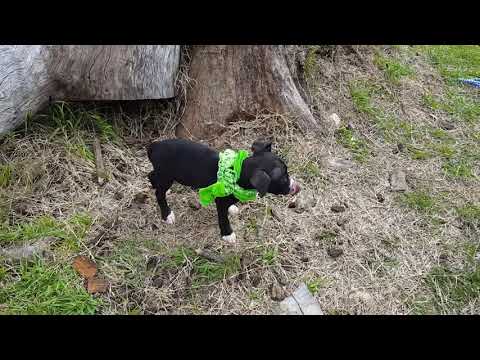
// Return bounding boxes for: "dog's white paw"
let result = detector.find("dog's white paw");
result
[228,205,239,216]
[164,211,175,225]
[222,232,237,244]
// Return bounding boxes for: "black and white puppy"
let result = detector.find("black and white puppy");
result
[147,138,300,244]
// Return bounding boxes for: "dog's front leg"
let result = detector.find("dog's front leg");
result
[215,196,238,244]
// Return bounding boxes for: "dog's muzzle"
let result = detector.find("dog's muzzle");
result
[289,178,301,195]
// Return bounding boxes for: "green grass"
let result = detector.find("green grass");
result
[374,53,414,84]
[400,191,439,214]
[420,45,480,83]
[349,82,378,116]
[431,143,456,159]
[423,91,480,124]
[442,158,474,179]
[336,126,370,162]
[159,246,242,287]
[0,213,92,250]
[314,230,337,242]
[260,246,278,266]
[0,164,13,188]
[417,262,480,314]
[305,277,326,295]
[456,203,480,225]
[299,159,320,180]
[0,260,100,315]
[192,255,241,286]
[41,102,119,143]
[349,81,422,146]
[66,138,95,163]
[420,46,480,128]
[430,128,451,140]
[406,145,432,160]
[304,46,318,79]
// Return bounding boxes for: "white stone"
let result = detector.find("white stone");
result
[275,283,324,315]
[328,113,342,129]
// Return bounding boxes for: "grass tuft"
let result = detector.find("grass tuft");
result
[0,260,100,315]
[336,126,370,162]
[374,53,414,84]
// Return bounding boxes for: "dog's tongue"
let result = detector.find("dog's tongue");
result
[289,179,301,195]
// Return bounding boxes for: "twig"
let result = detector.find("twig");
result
[93,137,107,185]
[195,248,225,263]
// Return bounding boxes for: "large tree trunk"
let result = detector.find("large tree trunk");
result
[0,45,180,135]
[175,45,319,141]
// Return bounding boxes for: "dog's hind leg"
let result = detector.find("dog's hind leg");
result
[150,171,175,224]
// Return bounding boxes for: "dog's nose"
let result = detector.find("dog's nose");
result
[289,178,301,195]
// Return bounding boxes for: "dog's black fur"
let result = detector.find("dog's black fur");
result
[147,138,299,241]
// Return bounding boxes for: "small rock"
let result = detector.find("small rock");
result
[19,160,46,185]
[288,198,297,208]
[301,256,310,263]
[328,113,342,130]
[0,237,57,261]
[376,193,385,203]
[390,169,408,192]
[327,247,344,258]
[289,193,315,213]
[349,290,373,304]
[272,266,288,286]
[146,256,159,271]
[294,243,305,252]
[393,143,405,154]
[14,202,30,215]
[331,205,346,213]
[152,276,164,288]
[134,192,148,204]
[269,207,282,221]
[250,274,261,287]
[440,122,455,131]
[270,283,286,301]
[314,229,338,242]
[327,158,355,170]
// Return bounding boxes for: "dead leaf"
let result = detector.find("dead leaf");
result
[87,277,109,294]
[72,255,98,279]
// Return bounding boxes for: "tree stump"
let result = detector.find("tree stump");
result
[175,45,320,141]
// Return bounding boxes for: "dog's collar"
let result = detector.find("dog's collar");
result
[198,149,257,206]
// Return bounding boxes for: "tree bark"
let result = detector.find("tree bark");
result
[0,45,180,135]
[175,45,319,141]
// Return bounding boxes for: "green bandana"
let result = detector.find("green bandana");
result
[198,149,257,207]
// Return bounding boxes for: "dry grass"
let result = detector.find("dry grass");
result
[1,45,479,315]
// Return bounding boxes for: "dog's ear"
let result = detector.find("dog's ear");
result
[251,139,272,155]
[249,170,271,197]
